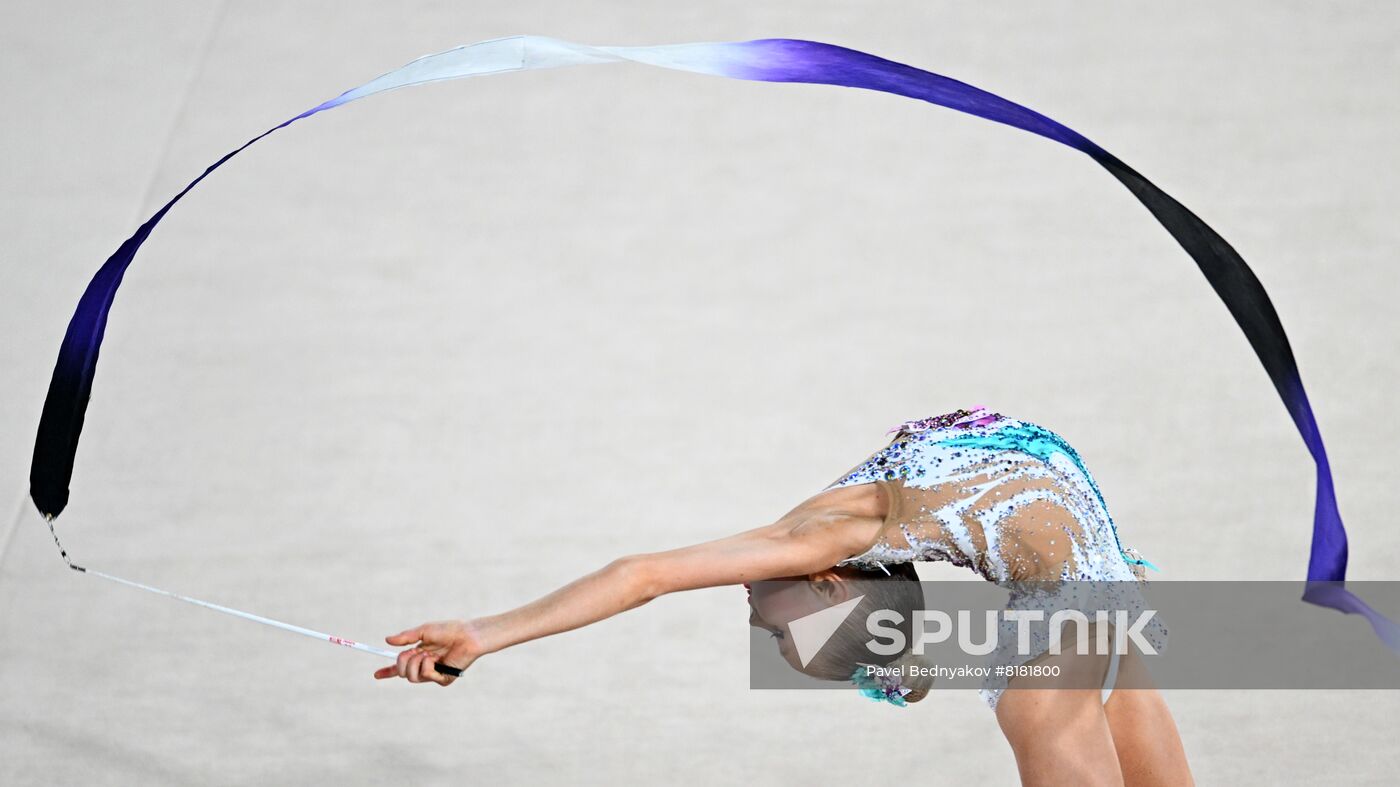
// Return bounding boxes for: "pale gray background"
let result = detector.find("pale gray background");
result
[2,1,1397,784]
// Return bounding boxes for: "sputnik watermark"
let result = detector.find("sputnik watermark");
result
[869,608,1159,657]
[789,604,1160,664]
[756,581,1400,691]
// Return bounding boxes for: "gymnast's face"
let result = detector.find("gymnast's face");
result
[746,571,851,672]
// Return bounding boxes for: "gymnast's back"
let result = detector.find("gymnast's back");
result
[819,407,1155,584]
[815,407,1168,708]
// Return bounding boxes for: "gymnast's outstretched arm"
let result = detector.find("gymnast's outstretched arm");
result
[373,509,882,685]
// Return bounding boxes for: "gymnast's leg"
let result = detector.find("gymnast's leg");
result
[1102,650,1194,786]
[995,646,1125,787]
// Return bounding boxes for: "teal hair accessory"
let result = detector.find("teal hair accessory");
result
[1122,546,1161,573]
[850,665,912,707]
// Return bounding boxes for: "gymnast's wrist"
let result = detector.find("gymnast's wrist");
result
[462,615,506,656]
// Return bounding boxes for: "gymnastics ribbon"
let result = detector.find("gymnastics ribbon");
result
[29,35,1397,650]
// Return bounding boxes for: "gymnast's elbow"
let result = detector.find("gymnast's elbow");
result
[604,553,667,607]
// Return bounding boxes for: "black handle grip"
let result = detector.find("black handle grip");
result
[434,661,463,677]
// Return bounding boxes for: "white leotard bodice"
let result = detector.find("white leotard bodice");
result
[821,407,1167,708]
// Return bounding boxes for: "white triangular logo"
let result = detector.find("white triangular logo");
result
[789,594,865,668]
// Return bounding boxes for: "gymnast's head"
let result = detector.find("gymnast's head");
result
[746,562,935,704]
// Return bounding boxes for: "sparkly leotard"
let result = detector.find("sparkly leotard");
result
[821,407,1168,709]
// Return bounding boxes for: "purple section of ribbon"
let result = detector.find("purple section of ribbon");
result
[28,102,336,518]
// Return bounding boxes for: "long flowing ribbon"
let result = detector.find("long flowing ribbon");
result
[29,35,1396,648]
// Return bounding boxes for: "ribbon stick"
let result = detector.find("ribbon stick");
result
[28,35,1394,650]
[86,566,400,661]
[44,516,398,661]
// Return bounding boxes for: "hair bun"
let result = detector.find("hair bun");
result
[887,651,936,703]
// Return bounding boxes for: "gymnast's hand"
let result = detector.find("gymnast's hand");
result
[374,619,483,686]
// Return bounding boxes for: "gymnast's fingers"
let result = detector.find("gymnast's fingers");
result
[406,650,429,683]
[386,627,423,647]
[418,640,449,658]
[394,647,419,679]
[422,659,451,686]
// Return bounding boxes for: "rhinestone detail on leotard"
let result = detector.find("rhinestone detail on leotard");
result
[820,408,1167,709]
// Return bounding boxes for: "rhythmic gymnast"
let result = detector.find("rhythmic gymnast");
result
[376,407,1192,786]
[38,34,1390,787]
